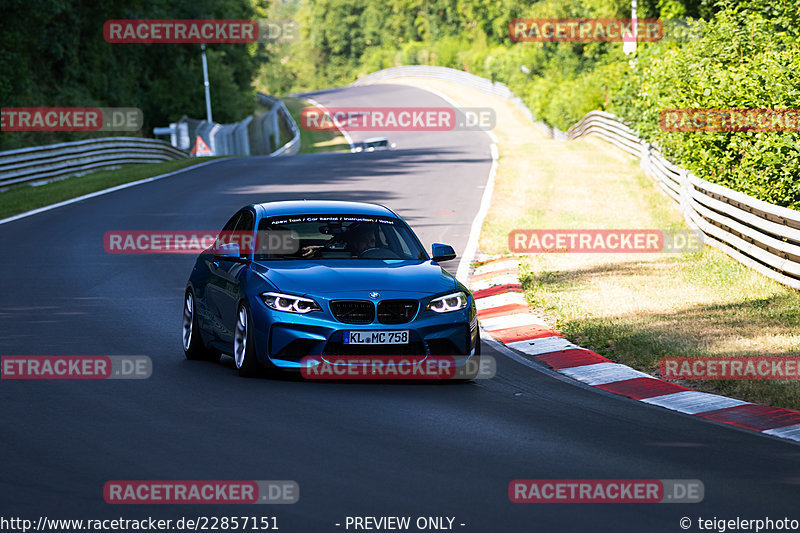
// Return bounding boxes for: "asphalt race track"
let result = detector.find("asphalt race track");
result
[1,84,799,532]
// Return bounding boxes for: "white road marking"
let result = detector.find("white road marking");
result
[456,142,498,284]
[303,96,356,151]
[0,159,225,226]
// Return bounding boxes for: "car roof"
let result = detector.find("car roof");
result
[253,200,398,219]
[362,137,388,143]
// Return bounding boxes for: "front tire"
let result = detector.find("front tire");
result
[454,328,482,381]
[183,290,220,361]
[234,302,263,377]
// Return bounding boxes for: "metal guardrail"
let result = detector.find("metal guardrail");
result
[174,94,300,157]
[0,94,301,190]
[0,137,188,190]
[259,93,300,157]
[567,111,800,290]
[356,65,800,290]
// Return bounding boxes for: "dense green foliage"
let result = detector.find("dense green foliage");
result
[271,0,799,208]
[613,3,800,207]
[0,0,270,150]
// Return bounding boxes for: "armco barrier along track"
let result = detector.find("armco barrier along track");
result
[0,93,300,190]
[0,137,188,190]
[568,111,800,291]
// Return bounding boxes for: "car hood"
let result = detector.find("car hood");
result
[252,260,457,296]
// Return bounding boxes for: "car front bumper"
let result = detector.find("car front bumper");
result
[247,293,479,370]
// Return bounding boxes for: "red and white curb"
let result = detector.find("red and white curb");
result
[470,256,800,444]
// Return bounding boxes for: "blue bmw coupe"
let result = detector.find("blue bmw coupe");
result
[183,200,480,377]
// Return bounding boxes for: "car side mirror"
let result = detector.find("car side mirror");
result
[214,242,241,258]
[431,243,456,262]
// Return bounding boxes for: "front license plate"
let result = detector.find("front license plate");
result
[344,330,409,345]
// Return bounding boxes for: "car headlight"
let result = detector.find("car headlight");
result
[426,292,469,313]
[261,292,321,314]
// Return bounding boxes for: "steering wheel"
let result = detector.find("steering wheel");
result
[319,237,347,251]
[359,247,400,259]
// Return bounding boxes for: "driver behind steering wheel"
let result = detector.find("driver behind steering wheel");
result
[347,224,377,255]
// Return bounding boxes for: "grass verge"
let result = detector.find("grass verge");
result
[376,77,800,410]
[0,157,223,220]
[281,97,350,154]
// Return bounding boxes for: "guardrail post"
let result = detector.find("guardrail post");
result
[640,141,651,174]
[270,109,279,151]
[679,169,693,218]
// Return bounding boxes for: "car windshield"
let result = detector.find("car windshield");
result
[255,214,428,260]
[366,140,388,148]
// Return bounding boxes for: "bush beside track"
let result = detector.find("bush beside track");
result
[284,0,800,209]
